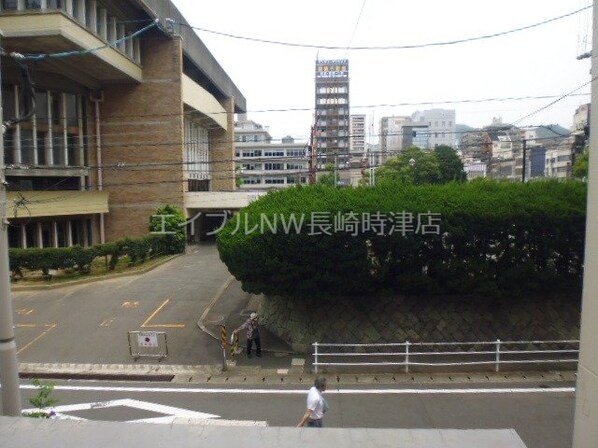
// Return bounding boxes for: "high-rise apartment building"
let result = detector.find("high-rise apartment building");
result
[350,114,366,156]
[314,59,350,184]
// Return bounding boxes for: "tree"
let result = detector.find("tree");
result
[148,204,186,254]
[376,146,441,185]
[318,163,337,186]
[573,150,589,179]
[434,145,467,183]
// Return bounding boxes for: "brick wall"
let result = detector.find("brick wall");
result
[99,37,185,241]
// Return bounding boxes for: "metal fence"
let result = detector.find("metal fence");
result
[312,339,580,374]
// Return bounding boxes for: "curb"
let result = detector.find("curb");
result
[10,255,180,291]
[197,275,236,341]
[17,362,578,385]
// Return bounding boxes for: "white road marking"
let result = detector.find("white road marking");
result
[19,384,575,395]
[22,398,219,424]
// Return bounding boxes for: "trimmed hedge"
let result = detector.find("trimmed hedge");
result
[217,180,587,299]
[9,234,184,278]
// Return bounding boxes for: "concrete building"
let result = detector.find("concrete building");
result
[235,119,308,190]
[379,115,412,156]
[411,109,456,148]
[314,59,350,185]
[1,0,246,247]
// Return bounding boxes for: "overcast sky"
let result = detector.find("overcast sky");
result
[171,0,592,143]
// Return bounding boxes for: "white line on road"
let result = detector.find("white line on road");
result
[19,384,575,395]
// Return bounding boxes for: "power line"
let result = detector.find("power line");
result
[5,20,159,61]
[175,5,591,51]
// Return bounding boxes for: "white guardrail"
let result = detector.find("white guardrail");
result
[312,339,580,374]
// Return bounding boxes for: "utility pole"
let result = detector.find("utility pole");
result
[0,38,23,415]
[309,125,317,184]
[521,139,527,182]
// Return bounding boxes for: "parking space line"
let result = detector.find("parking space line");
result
[16,323,57,354]
[141,298,185,329]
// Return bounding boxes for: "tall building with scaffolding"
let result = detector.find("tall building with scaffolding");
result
[314,59,350,185]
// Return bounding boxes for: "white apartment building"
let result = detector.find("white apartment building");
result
[412,109,456,148]
[235,120,308,190]
[350,114,366,156]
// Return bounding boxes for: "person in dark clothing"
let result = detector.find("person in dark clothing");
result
[232,312,261,358]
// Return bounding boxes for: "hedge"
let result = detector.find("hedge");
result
[217,180,587,299]
[9,234,184,277]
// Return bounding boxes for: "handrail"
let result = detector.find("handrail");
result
[312,339,580,374]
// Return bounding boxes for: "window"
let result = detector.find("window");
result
[242,150,261,157]
[25,0,41,8]
[264,150,284,157]
[265,178,284,184]
[265,163,284,170]
[2,0,18,10]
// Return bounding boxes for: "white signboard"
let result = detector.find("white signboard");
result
[137,332,159,348]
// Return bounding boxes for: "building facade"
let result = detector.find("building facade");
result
[235,119,308,190]
[314,59,350,185]
[1,0,246,247]
[411,109,456,148]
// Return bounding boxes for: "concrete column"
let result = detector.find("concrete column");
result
[16,0,24,10]
[61,93,68,166]
[76,0,85,24]
[64,0,72,15]
[46,91,54,166]
[117,24,125,51]
[109,16,117,44]
[12,86,21,164]
[99,8,107,40]
[210,98,235,191]
[20,224,27,249]
[125,33,134,59]
[88,0,97,32]
[51,222,58,248]
[66,221,73,247]
[573,1,598,445]
[133,38,141,64]
[36,223,43,248]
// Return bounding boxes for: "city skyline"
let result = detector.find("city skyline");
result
[172,0,592,142]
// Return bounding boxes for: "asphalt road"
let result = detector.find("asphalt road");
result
[19,379,575,448]
[12,244,231,365]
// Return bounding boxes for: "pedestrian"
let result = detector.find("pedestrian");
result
[231,312,261,358]
[297,377,329,428]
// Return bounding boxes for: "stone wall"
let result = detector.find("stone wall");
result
[259,293,581,353]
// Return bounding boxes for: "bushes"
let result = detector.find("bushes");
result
[217,180,587,299]
[9,234,182,278]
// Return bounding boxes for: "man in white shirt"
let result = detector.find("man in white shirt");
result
[297,377,328,427]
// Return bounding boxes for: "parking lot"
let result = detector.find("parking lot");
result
[11,244,231,365]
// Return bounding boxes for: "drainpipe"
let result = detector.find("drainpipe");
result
[91,91,105,244]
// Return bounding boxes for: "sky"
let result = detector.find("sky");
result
[171,0,593,143]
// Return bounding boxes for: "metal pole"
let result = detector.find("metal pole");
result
[521,139,527,182]
[405,341,410,374]
[313,342,318,374]
[219,325,227,372]
[495,339,501,372]
[0,46,23,415]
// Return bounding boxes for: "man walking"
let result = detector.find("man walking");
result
[297,377,328,428]
[231,312,261,358]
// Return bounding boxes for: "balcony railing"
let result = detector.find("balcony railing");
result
[0,0,141,64]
